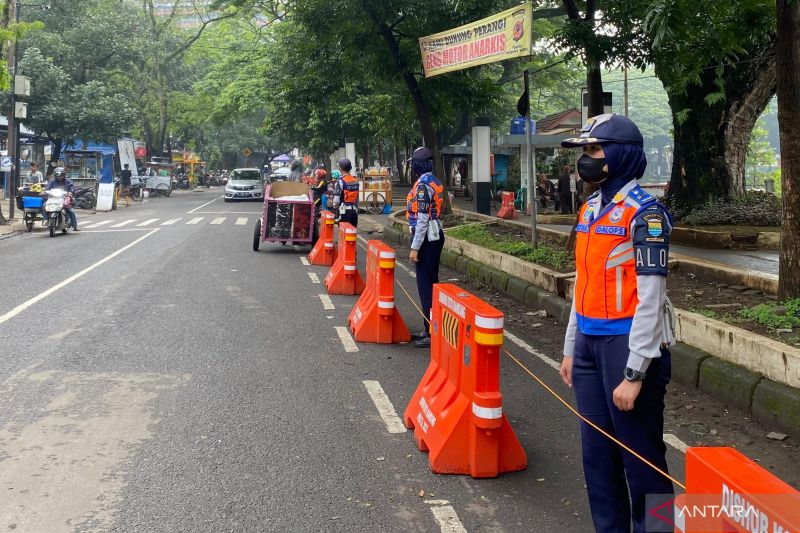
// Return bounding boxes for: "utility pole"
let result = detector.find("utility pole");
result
[6,0,19,219]
[523,69,538,247]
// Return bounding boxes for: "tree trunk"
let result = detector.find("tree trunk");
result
[47,139,63,177]
[586,58,605,117]
[777,0,800,299]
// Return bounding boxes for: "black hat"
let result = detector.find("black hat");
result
[561,113,644,148]
[338,158,352,171]
[411,147,433,162]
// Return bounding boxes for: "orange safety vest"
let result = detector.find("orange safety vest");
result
[340,174,359,205]
[574,185,657,335]
[406,173,443,226]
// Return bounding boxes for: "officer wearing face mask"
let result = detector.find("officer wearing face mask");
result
[558,114,676,533]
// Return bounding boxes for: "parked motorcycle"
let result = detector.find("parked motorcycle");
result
[44,189,72,237]
[73,186,97,209]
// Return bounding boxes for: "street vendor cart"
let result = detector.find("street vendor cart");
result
[358,167,392,214]
[252,181,316,251]
[16,185,46,231]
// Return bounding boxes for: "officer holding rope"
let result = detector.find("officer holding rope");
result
[559,114,676,533]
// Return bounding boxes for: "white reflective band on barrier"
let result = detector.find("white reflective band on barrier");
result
[379,251,396,259]
[377,301,395,309]
[475,316,504,329]
[472,403,502,419]
[324,242,334,248]
[344,265,357,271]
[346,228,357,234]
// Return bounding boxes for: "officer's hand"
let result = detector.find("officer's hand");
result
[409,249,419,263]
[559,356,573,387]
[612,380,643,411]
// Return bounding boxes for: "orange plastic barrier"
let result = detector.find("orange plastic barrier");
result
[308,210,337,266]
[348,240,411,343]
[403,283,527,478]
[496,191,518,220]
[324,222,365,295]
[669,447,800,533]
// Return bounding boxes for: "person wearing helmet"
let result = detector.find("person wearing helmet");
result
[559,114,675,532]
[405,146,444,348]
[311,168,329,215]
[327,169,341,210]
[288,159,303,182]
[45,167,80,232]
[332,158,359,227]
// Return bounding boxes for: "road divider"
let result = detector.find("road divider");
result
[308,210,337,266]
[324,222,365,295]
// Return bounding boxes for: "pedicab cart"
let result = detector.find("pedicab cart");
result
[252,181,316,251]
[139,158,174,196]
[359,167,392,214]
[15,184,46,231]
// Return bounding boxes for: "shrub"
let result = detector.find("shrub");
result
[738,299,800,330]
[677,191,781,227]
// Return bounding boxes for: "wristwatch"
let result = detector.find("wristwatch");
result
[624,367,647,382]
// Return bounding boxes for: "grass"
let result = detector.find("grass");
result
[737,298,800,331]
[448,223,574,271]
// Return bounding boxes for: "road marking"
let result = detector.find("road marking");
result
[335,326,359,352]
[235,217,248,225]
[0,229,160,325]
[362,380,406,434]
[503,329,561,371]
[319,294,335,310]
[110,219,135,228]
[186,217,204,225]
[136,218,159,226]
[359,235,416,278]
[300,257,310,266]
[193,211,258,215]
[187,195,222,213]
[160,218,182,225]
[210,217,226,225]
[425,500,467,533]
[308,272,320,284]
[82,220,112,229]
[663,433,688,453]
[83,229,151,233]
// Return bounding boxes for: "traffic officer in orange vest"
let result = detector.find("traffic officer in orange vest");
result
[406,147,444,348]
[332,158,360,227]
[559,113,676,533]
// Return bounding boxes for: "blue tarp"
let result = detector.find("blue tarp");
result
[64,141,117,183]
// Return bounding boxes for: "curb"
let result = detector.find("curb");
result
[382,217,800,439]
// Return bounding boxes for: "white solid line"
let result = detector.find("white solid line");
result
[210,217,226,225]
[503,329,561,371]
[300,257,310,266]
[110,219,135,228]
[0,229,160,325]
[192,211,258,214]
[358,235,416,278]
[663,433,688,453]
[161,218,182,225]
[83,220,112,229]
[136,218,159,226]
[186,217,204,225]
[427,502,467,533]
[308,272,320,284]
[235,217,248,225]
[83,229,151,233]
[335,326,359,353]
[187,196,222,213]
[362,380,406,434]
[319,294,335,310]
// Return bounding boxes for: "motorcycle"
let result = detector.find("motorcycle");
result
[73,186,96,209]
[44,189,72,237]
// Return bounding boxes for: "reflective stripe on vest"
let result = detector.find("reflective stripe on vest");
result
[406,173,443,226]
[340,174,359,205]
[574,189,656,335]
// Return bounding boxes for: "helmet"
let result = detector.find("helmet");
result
[337,158,352,172]
[411,147,433,162]
[53,167,66,179]
[331,170,342,179]
[315,169,327,179]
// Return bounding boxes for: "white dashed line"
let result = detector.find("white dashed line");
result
[425,500,467,533]
[362,380,406,434]
[503,329,561,371]
[663,433,688,453]
[83,220,112,229]
[186,217,204,225]
[211,217,226,225]
[308,272,320,284]
[335,326,359,352]
[235,217,248,225]
[319,294,335,310]
[161,218,182,225]
[300,257,310,266]
[110,219,135,228]
[136,218,159,227]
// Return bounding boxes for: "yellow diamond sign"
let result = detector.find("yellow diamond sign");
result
[242,147,253,158]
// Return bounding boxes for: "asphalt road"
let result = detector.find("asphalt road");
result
[0,189,796,532]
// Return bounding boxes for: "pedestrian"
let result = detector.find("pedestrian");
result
[558,165,573,214]
[558,113,675,533]
[332,158,359,227]
[28,162,44,184]
[288,159,303,182]
[120,164,133,206]
[405,147,444,348]
[45,166,80,232]
[536,173,554,211]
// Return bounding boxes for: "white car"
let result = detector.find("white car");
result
[224,168,264,202]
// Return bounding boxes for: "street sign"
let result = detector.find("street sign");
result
[1,157,11,172]
[96,183,115,211]
[242,147,253,158]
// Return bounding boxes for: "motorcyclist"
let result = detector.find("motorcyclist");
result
[45,167,80,232]
[311,168,329,216]
[288,159,303,182]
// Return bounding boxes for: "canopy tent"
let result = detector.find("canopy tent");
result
[272,153,291,162]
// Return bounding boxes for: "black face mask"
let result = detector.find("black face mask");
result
[577,154,609,184]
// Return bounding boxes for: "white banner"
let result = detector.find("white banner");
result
[96,182,115,211]
[117,139,139,179]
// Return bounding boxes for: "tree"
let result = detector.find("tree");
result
[776,0,800,298]
[746,116,776,188]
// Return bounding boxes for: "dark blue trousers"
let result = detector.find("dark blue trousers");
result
[572,332,674,533]
[415,234,445,333]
